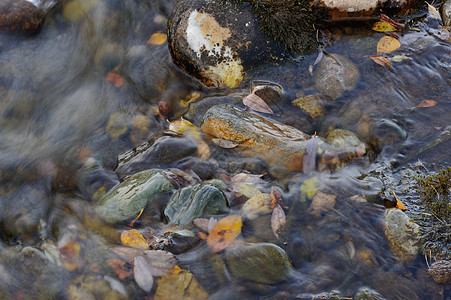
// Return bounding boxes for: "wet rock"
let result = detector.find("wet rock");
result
[150,229,200,254]
[95,169,194,224]
[0,0,45,34]
[382,208,420,263]
[115,131,199,179]
[354,287,386,300]
[313,53,361,100]
[428,260,451,284]
[292,95,326,119]
[167,0,284,88]
[68,275,127,300]
[201,104,367,177]
[441,0,451,26]
[164,180,228,227]
[225,242,294,284]
[371,119,407,151]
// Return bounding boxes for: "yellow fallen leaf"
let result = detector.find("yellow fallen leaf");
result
[120,229,148,249]
[377,36,401,53]
[147,32,167,45]
[206,215,242,253]
[391,191,407,211]
[372,21,397,32]
[370,56,392,69]
[417,99,437,108]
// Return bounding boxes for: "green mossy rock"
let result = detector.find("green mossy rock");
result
[95,169,179,224]
[225,242,294,284]
[164,180,228,227]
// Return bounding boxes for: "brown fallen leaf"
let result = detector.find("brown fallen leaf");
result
[59,240,85,271]
[231,173,265,186]
[377,36,401,53]
[369,56,392,69]
[143,250,177,277]
[271,204,286,238]
[206,215,242,253]
[147,32,167,45]
[380,14,405,30]
[134,256,154,292]
[120,229,149,250]
[391,191,407,211]
[417,99,437,108]
[243,93,274,114]
[270,187,283,210]
[106,72,123,87]
[107,258,134,280]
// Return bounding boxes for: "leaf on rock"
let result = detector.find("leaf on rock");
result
[243,93,274,114]
[242,193,272,220]
[270,187,283,210]
[391,191,407,211]
[370,56,392,69]
[231,173,265,186]
[372,21,397,32]
[379,14,405,30]
[106,72,123,88]
[231,182,262,199]
[120,229,148,250]
[211,138,239,149]
[107,259,133,280]
[271,204,286,238]
[134,256,154,292]
[147,32,167,45]
[377,36,401,53]
[154,270,208,300]
[417,99,437,108]
[206,215,242,253]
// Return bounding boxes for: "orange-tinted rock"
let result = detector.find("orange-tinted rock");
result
[201,104,367,176]
[0,0,44,34]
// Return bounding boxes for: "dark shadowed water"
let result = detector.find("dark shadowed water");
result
[0,0,449,299]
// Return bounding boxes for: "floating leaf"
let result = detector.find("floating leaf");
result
[243,93,274,114]
[417,99,437,108]
[107,259,133,280]
[154,270,208,300]
[106,72,123,87]
[147,32,167,45]
[134,256,154,292]
[211,138,239,149]
[242,193,272,220]
[271,204,286,238]
[391,191,407,211]
[270,187,283,209]
[377,36,401,53]
[206,215,242,253]
[370,56,392,69]
[372,21,397,32]
[120,229,148,250]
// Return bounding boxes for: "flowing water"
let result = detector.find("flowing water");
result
[0,0,450,299]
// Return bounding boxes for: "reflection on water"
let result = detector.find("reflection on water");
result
[0,0,449,299]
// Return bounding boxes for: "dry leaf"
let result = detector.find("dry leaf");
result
[120,229,148,250]
[134,256,154,292]
[380,14,405,30]
[197,231,207,240]
[111,246,141,263]
[147,32,167,45]
[154,270,208,300]
[372,21,397,32]
[198,140,211,159]
[107,259,134,280]
[106,72,123,87]
[211,138,239,149]
[169,265,182,274]
[143,250,177,277]
[231,173,265,185]
[370,56,392,69]
[241,193,272,220]
[270,187,283,210]
[377,36,401,53]
[59,240,85,271]
[417,99,437,108]
[391,191,407,211]
[231,182,262,199]
[243,93,274,114]
[206,215,242,253]
[271,204,286,238]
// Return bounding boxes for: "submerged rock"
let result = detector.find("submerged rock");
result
[428,260,451,284]
[225,242,294,284]
[164,180,228,227]
[0,0,46,34]
[354,287,386,300]
[201,104,366,177]
[95,169,194,224]
[442,0,451,26]
[382,208,420,263]
[167,0,284,88]
[313,53,361,100]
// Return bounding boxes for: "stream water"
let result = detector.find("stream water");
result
[0,0,450,299]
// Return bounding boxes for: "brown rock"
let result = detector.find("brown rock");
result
[428,260,451,284]
[0,0,44,34]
